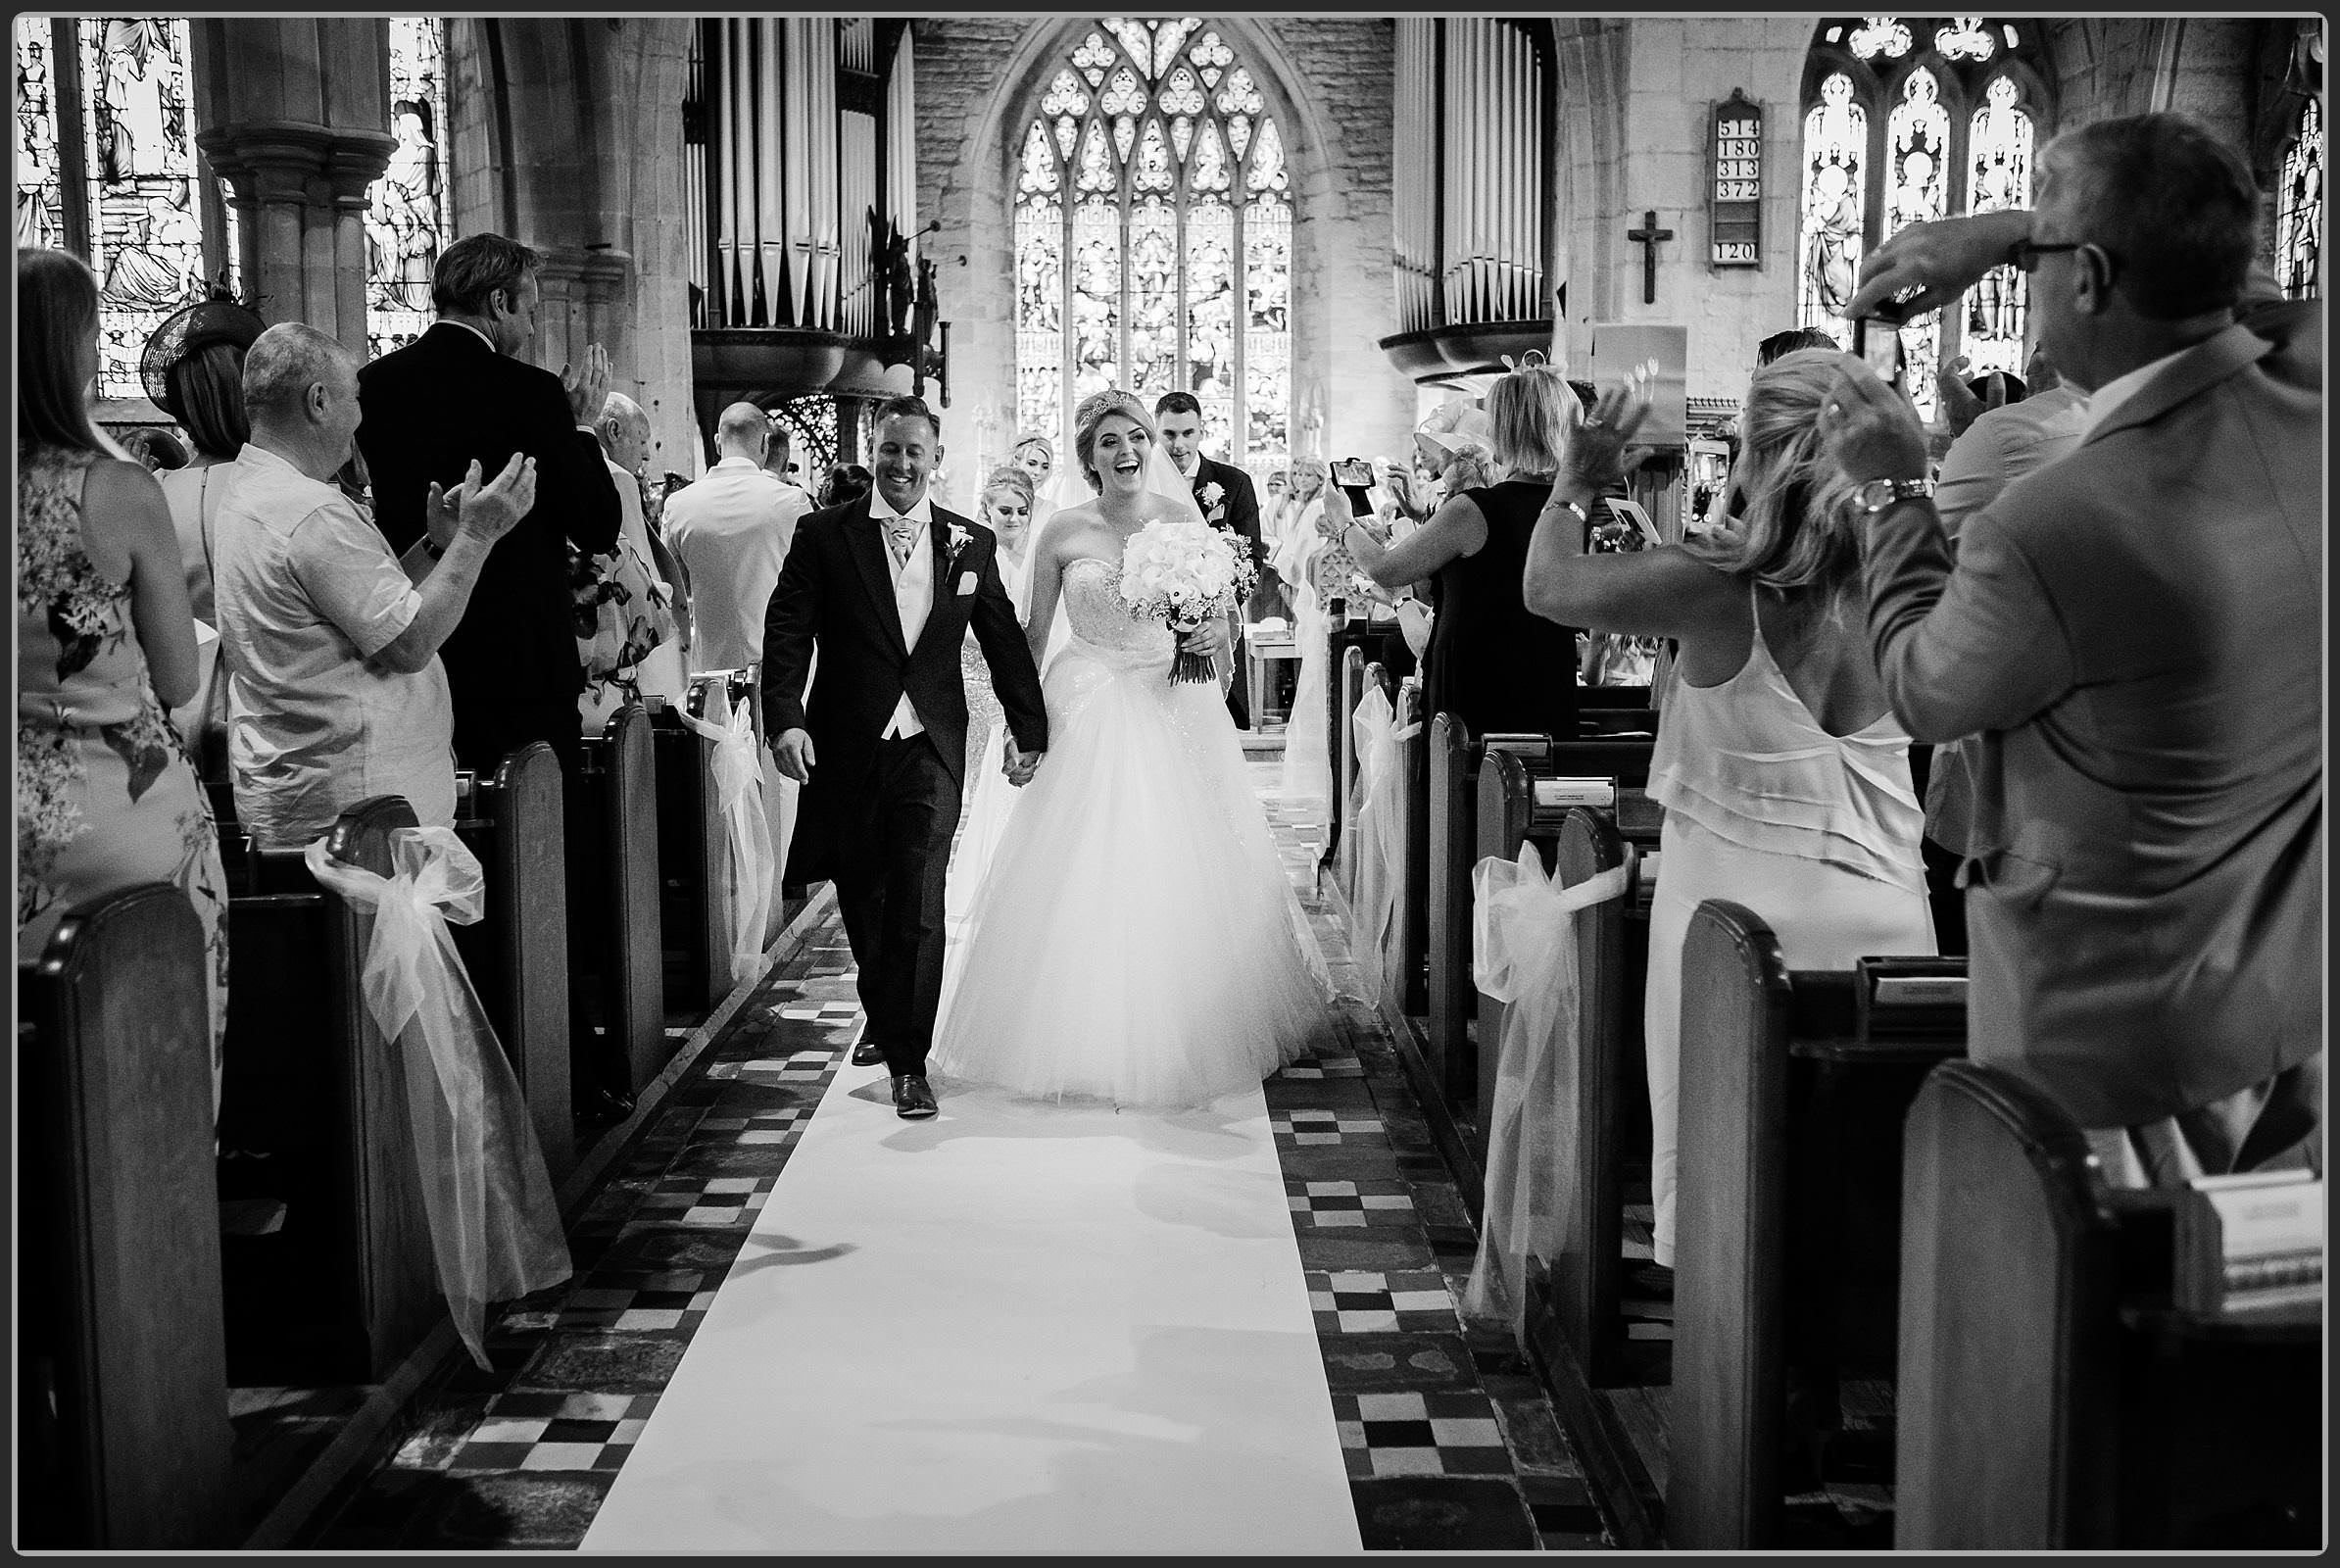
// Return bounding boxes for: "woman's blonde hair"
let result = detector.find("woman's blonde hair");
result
[1439,439,1497,496]
[1071,390,1153,491]
[1484,363,1581,477]
[978,462,1037,518]
[1682,348,1866,592]
[1010,432,1054,467]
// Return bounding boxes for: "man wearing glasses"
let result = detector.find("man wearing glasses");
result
[1815,112,2322,1189]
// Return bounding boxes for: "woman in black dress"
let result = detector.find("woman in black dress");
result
[1346,361,1582,740]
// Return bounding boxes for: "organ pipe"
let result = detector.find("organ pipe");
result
[758,19,787,324]
[1433,19,1546,329]
[887,28,917,249]
[841,111,876,336]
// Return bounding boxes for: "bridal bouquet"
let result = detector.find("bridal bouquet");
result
[1118,515,1258,684]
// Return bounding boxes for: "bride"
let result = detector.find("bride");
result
[932,390,1337,1108]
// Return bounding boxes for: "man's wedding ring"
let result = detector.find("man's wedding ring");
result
[1584,416,1605,430]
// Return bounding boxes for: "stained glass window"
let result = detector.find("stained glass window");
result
[2277,96,2321,300]
[78,18,205,400]
[1012,19,1292,469]
[1799,20,2052,422]
[1798,74,1868,342]
[1962,75,2034,374]
[1884,69,1950,417]
[16,21,66,252]
[367,18,452,361]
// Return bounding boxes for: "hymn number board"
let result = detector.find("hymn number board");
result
[1709,91,1763,270]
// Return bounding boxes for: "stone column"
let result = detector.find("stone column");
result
[191,19,394,355]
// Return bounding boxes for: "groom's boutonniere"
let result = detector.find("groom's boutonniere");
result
[1201,480,1226,508]
[944,521,974,562]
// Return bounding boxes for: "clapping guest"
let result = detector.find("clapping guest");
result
[1524,351,1937,1272]
[211,323,536,847]
[356,231,621,777]
[1349,360,1581,742]
[578,390,686,728]
[17,247,231,1106]
[146,298,264,627]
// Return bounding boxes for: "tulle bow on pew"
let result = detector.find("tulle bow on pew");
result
[303,825,572,1367]
[1346,682,1419,1011]
[1462,842,1631,1343]
[681,683,775,988]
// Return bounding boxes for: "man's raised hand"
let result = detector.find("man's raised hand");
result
[562,343,612,426]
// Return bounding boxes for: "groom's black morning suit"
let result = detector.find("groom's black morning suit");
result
[761,492,1047,1078]
[1187,453,1263,728]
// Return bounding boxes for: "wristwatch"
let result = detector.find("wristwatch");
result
[1852,476,1936,514]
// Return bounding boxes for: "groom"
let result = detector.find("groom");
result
[763,394,1048,1119]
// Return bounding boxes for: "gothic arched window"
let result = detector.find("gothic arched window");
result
[2276,96,2321,300]
[1798,18,2051,419]
[366,17,452,361]
[15,16,236,402]
[1014,19,1291,467]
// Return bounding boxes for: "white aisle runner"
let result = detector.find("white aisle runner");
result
[582,1058,1362,1553]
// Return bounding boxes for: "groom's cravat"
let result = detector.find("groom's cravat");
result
[881,515,918,568]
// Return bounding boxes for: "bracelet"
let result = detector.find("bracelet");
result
[1541,497,1591,527]
[421,537,447,562]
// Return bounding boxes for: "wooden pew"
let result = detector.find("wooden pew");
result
[216,798,438,1385]
[654,698,730,1015]
[1333,645,1369,898]
[453,742,575,1181]
[1897,1061,2321,1549]
[1396,675,1431,1016]
[20,884,234,1547]
[1668,901,1965,1548]
[578,702,668,1094]
[1423,717,1657,1195]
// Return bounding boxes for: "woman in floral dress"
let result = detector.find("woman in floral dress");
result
[17,248,228,1111]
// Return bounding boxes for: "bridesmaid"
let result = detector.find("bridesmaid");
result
[18,248,229,1112]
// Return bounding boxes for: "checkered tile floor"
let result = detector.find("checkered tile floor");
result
[307,764,1612,1550]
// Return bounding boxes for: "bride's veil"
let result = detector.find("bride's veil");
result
[1140,421,1209,529]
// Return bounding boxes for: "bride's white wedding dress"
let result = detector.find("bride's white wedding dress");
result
[932,554,1338,1107]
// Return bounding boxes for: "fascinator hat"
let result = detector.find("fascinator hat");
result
[1416,394,1494,458]
[141,292,266,419]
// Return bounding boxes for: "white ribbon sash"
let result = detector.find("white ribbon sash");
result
[1461,843,1631,1343]
[1345,685,1419,1012]
[681,685,775,988]
[303,826,572,1367]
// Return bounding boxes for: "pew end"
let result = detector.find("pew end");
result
[1897,1060,2323,1549]
[581,703,670,1094]
[21,884,235,1547]
[1669,900,1965,1549]
[219,796,441,1387]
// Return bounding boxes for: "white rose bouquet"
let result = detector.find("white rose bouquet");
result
[1117,515,1259,684]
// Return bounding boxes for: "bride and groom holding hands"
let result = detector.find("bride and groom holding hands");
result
[761,389,1330,1119]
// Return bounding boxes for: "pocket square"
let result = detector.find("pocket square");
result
[956,571,978,596]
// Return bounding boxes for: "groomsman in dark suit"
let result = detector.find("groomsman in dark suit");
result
[358,232,632,1123]
[1154,391,1265,729]
[358,232,621,775]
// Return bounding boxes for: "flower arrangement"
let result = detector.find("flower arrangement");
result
[1117,514,1258,683]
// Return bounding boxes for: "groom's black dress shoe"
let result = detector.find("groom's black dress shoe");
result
[891,1074,939,1119]
[852,1039,888,1068]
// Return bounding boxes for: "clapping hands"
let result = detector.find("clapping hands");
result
[1002,736,1045,788]
[424,453,538,551]
[562,343,612,426]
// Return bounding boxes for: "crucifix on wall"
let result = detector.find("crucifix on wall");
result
[1627,210,1675,305]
